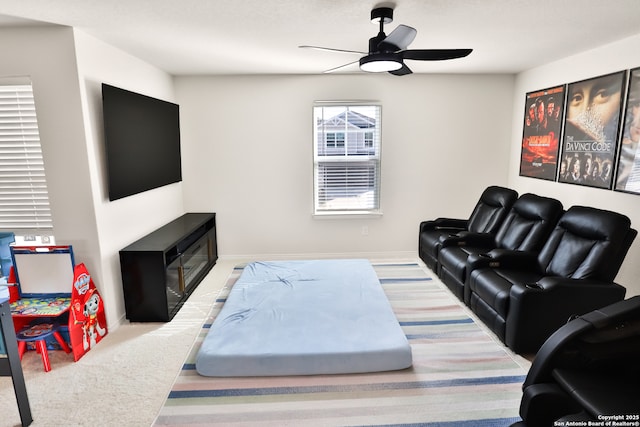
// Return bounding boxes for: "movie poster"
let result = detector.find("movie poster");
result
[615,67,640,194]
[519,85,565,180]
[558,71,626,189]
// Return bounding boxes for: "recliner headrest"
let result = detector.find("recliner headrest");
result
[558,206,631,241]
[479,186,518,208]
[512,193,564,221]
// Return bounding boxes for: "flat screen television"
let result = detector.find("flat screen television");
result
[102,83,182,201]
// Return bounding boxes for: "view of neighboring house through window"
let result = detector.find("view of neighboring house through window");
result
[313,104,382,214]
[0,79,54,250]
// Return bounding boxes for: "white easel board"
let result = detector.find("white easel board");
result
[11,246,74,296]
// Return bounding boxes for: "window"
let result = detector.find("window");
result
[364,132,374,148]
[326,132,345,148]
[313,104,381,215]
[0,80,53,233]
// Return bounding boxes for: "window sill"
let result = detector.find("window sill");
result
[313,211,383,219]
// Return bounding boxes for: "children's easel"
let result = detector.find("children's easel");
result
[9,246,75,332]
[9,246,108,362]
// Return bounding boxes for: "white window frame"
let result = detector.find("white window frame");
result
[0,78,54,235]
[313,103,382,216]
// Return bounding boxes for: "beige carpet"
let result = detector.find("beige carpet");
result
[0,259,234,427]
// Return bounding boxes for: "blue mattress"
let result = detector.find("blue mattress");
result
[195,259,412,376]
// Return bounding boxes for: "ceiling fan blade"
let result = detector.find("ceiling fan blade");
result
[323,60,360,73]
[389,63,413,76]
[379,24,417,51]
[299,45,367,55]
[402,48,473,61]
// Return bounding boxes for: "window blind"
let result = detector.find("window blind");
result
[313,104,381,214]
[0,82,53,231]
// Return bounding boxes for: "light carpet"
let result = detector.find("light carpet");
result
[153,262,527,427]
[0,260,232,427]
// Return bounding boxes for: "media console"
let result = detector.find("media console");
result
[119,213,217,322]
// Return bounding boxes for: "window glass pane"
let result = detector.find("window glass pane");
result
[313,104,381,214]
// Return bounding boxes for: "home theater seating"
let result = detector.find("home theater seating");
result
[418,185,637,354]
[437,192,564,302]
[510,295,640,426]
[418,186,518,272]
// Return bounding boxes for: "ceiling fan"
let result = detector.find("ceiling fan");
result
[300,7,472,76]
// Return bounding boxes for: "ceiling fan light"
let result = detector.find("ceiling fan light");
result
[359,54,403,72]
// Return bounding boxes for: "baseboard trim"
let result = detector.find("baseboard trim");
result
[219,251,417,263]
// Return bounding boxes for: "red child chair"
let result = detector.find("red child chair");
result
[15,323,71,372]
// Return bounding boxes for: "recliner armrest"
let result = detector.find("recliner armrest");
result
[466,252,501,271]
[468,249,539,271]
[440,231,497,248]
[518,382,583,427]
[506,278,627,353]
[419,218,468,233]
[536,277,626,290]
[465,251,540,294]
[553,368,640,416]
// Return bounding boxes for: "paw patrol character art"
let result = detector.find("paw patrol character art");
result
[69,263,108,361]
[81,290,107,350]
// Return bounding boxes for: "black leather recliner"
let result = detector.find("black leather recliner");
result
[465,205,637,354]
[437,193,564,302]
[418,186,518,272]
[511,296,640,426]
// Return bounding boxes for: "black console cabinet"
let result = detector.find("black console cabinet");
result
[119,213,217,322]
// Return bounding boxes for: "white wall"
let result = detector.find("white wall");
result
[72,30,185,326]
[175,74,515,259]
[0,26,186,326]
[508,33,640,297]
[0,26,102,306]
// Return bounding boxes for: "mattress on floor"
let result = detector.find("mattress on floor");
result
[195,259,413,377]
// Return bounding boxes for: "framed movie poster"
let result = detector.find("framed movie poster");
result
[558,71,626,188]
[615,67,640,194]
[519,85,565,180]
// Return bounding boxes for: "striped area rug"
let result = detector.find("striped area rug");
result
[153,262,526,426]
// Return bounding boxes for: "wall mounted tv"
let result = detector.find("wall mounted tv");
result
[102,83,182,201]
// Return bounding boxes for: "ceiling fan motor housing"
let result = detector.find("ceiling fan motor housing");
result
[371,7,393,24]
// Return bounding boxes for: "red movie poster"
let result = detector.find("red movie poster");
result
[519,85,565,180]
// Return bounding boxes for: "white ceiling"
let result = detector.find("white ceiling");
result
[1,0,640,76]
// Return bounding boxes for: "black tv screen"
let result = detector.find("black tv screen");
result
[102,83,182,201]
